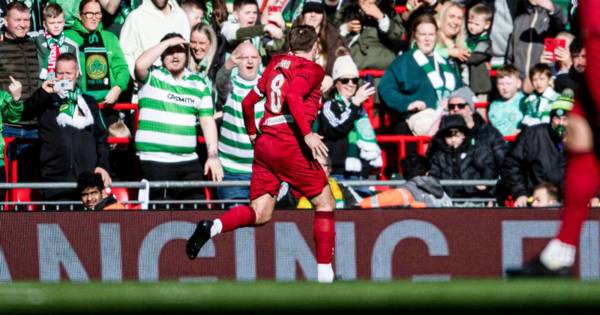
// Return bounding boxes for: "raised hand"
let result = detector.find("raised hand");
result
[8,76,22,101]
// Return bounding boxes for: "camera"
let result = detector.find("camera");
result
[54,80,74,93]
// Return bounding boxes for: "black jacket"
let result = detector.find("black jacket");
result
[22,88,109,182]
[471,112,508,174]
[427,115,496,198]
[554,67,583,94]
[315,97,362,175]
[500,123,566,198]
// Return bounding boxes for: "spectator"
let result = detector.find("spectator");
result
[0,0,46,33]
[0,77,24,198]
[220,0,285,65]
[554,37,585,94]
[21,53,111,200]
[379,14,460,136]
[435,1,469,65]
[120,0,190,76]
[291,0,348,92]
[539,31,574,76]
[0,1,42,182]
[507,0,566,81]
[488,64,525,136]
[181,0,206,28]
[134,33,223,201]
[215,42,264,203]
[47,0,122,29]
[500,99,572,207]
[520,63,559,127]
[337,0,404,71]
[315,54,379,184]
[447,86,508,171]
[202,0,228,27]
[359,154,453,208]
[65,0,130,112]
[463,3,492,97]
[187,23,223,85]
[32,3,79,83]
[427,114,496,200]
[77,171,125,210]
[483,0,528,67]
[531,182,560,208]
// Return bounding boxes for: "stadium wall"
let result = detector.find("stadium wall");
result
[1,209,599,282]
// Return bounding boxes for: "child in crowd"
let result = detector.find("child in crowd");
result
[181,0,206,28]
[463,3,492,98]
[488,65,525,136]
[32,3,79,82]
[220,0,285,63]
[520,63,559,127]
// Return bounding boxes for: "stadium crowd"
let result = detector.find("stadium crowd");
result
[0,0,594,209]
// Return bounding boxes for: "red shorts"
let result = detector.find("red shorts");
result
[249,134,328,200]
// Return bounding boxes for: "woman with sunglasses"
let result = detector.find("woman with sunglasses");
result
[379,13,461,137]
[315,54,380,188]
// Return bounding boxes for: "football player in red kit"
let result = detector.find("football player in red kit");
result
[186,25,337,283]
[507,0,600,277]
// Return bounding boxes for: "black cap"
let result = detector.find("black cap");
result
[302,0,325,13]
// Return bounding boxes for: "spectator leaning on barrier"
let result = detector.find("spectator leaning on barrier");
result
[500,97,572,207]
[446,86,507,174]
[21,53,111,200]
[336,0,404,71]
[531,182,561,208]
[77,171,124,210]
[32,3,79,83]
[120,0,190,76]
[379,13,460,136]
[215,42,264,203]
[65,0,130,125]
[134,32,223,201]
[426,114,496,201]
[0,1,40,139]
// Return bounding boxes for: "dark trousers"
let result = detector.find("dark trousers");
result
[140,159,205,201]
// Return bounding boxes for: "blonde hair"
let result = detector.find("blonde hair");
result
[436,1,467,50]
[187,24,218,76]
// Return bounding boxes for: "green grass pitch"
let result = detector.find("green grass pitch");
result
[1,280,600,314]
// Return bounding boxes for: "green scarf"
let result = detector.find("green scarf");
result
[81,30,111,94]
[58,86,83,118]
[412,48,456,104]
[466,32,489,53]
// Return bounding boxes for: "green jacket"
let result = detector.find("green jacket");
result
[65,20,130,102]
[0,90,24,166]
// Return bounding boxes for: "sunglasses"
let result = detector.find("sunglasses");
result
[447,103,468,111]
[338,78,359,85]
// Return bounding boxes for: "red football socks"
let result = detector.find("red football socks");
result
[219,205,257,233]
[313,211,335,264]
[557,152,600,246]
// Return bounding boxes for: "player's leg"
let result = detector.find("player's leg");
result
[310,184,336,283]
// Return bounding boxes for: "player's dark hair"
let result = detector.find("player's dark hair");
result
[288,25,318,53]
[402,154,430,180]
[77,171,104,194]
[529,63,552,80]
[233,0,258,11]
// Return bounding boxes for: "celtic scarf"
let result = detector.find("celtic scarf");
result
[56,86,94,129]
[466,32,490,53]
[44,31,65,77]
[80,30,111,93]
[412,48,456,105]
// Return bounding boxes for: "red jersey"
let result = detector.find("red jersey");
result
[241,53,325,141]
